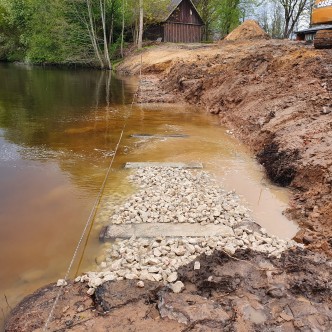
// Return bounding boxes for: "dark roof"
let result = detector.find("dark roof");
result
[151,0,203,23]
[296,24,332,34]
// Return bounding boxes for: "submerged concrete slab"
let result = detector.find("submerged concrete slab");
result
[130,134,189,138]
[103,223,234,240]
[124,162,203,169]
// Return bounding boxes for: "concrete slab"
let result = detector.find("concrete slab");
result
[130,134,189,138]
[124,162,203,169]
[103,223,234,240]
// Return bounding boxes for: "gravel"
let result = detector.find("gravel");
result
[71,167,301,294]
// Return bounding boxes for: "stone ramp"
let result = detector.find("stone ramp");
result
[130,134,189,138]
[101,223,234,240]
[124,162,203,169]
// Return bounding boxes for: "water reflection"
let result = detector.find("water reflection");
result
[0,64,137,327]
[0,64,297,329]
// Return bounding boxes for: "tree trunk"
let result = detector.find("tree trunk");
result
[138,0,143,49]
[86,0,105,68]
[99,0,112,70]
[121,0,125,57]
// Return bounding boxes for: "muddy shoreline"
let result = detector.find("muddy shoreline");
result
[118,39,332,256]
[5,248,332,331]
[5,40,332,331]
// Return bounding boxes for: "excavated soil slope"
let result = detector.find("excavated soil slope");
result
[118,39,332,256]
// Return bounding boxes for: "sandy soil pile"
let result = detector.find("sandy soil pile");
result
[225,20,270,41]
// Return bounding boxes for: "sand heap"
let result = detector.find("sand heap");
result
[225,20,270,41]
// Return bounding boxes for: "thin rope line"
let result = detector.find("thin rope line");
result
[43,80,140,332]
[43,125,125,331]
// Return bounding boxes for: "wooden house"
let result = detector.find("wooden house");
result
[144,0,204,43]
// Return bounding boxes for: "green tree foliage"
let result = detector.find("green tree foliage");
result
[0,0,126,66]
[196,0,260,40]
[0,0,31,60]
[195,0,220,40]
[217,0,241,37]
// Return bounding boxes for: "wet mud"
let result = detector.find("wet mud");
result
[5,248,332,331]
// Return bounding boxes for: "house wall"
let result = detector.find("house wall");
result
[164,0,203,43]
[164,22,202,43]
[145,0,204,43]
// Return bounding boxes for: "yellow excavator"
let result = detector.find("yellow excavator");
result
[311,0,332,48]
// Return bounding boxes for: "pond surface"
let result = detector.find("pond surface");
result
[0,63,298,328]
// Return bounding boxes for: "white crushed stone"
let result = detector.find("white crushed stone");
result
[76,167,301,293]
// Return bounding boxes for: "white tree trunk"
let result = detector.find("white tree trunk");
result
[99,0,112,70]
[86,0,105,68]
[138,0,143,49]
[120,0,125,57]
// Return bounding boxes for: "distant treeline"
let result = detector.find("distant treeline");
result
[0,0,311,68]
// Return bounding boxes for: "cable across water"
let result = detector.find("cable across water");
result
[43,73,141,331]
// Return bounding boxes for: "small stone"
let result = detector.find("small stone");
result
[125,273,138,280]
[56,279,67,287]
[153,248,162,257]
[146,257,159,265]
[148,266,160,273]
[137,280,145,288]
[171,281,185,293]
[140,270,156,282]
[224,244,236,255]
[194,261,201,270]
[153,274,163,282]
[88,277,103,288]
[87,288,95,295]
[103,274,116,282]
[167,272,178,283]
[77,305,85,312]
[174,247,186,256]
[74,276,81,283]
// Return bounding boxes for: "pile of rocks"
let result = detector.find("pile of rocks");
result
[109,167,251,226]
[73,167,300,294]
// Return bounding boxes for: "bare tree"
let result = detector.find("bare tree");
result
[99,0,112,69]
[271,3,284,38]
[120,0,125,57]
[278,0,308,38]
[138,0,143,49]
[71,0,113,69]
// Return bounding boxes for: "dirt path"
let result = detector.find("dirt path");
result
[118,40,332,256]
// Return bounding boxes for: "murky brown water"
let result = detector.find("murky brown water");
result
[0,64,297,328]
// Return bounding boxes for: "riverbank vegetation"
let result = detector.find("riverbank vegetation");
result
[0,0,311,67]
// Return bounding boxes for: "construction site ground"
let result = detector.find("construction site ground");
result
[117,39,332,256]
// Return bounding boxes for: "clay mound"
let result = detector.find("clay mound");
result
[225,20,270,41]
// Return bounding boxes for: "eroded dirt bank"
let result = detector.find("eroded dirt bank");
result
[118,40,332,256]
[5,248,332,331]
